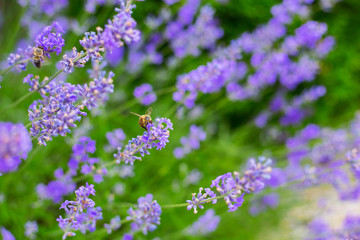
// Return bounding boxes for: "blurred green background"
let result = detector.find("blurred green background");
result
[1,0,360,239]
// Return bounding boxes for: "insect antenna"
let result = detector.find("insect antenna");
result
[130,112,141,117]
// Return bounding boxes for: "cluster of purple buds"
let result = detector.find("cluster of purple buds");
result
[345,149,360,179]
[174,58,235,108]
[80,4,141,62]
[23,74,40,91]
[114,118,173,165]
[255,85,326,127]
[0,122,32,174]
[85,0,107,13]
[0,227,15,240]
[249,193,279,215]
[37,137,106,203]
[187,157,272,213]
[133,84,157,106]
[173,125,206,159]
[166,4,223,58]
[174,0,334,113]
[60,47,87,73]
[68,136,107,183]
[28,70,114,145]
[76,71,115,110]
[36,168,76,203]
[185,209,220,236]
[18,0,69,17]
[57,183,103,239]
[105,128,126,152]
[24,221,38,240]
[282,112,360,199]
[35,21,65,57]
[126,194,161,236]
[125,33,163,74]
[104,215,121,234]
[6,21,65,71]
[28,81,86,145]
[7,46,32,71]
[308,215,360,239]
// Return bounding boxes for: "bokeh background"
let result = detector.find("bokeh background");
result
[1,0,360,239]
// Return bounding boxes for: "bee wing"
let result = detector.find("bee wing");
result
[145,107,152,115]
[130,112,141,117]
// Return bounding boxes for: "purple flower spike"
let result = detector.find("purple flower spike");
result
[35,21,65,57]
[114,118,173,165]
[25,221,38,240]
[7,46,33,72]
[174,125,206,159]
[57,183,102,239]
[105,128,126,152]
[187,157,272,213]
[104,216,121,234]
[1,227,15,240]
[126,194,161,235]
[80,28,105,61]
[102,8,141,52]
[185,209,220,236]
[60,47,87,73]
[0,122,32,174]
[133,84,157,106]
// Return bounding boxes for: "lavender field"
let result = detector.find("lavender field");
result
[1,0,360,239]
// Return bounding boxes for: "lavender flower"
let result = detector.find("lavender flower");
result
[76,71,115,110]
[173,125,206,159]
[187,157,272,213]
[167,5,223,58]
[173,0,333,114]
[18,0,68,16]
[24,221,38,239]
[163,0,179,5]
[0,227,15,240]
[114,118,173,165]
[35,21,65,57]
[185,209,220,236]
[57,183,103,239]
[104,215,121,234]
[126,194,161,235]
[36,171,76,203]
[28,82,86,145]
[28,71,114,145]
[7,46,32,71]
[0,122,32,173]
[133,84,157,106]
[101,7,141,52]
[60,47,87,73]
[183,169,203,186]
[85,0,106,13]
[105,128,126,152]
[249,193,279,215]
[37,137,105,203]
[341,215,360,239]
[23,74,40,91]
[186,187,217,214]
[346,149,360,179]
[79,28,105,61]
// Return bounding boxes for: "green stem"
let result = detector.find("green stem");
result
[162,191,234,209]
[0,52,88,115]
[0,60,30,76]
[0,91,35,115]
[73,160,118,182]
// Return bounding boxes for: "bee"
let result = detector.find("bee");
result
[32,46,44,68]
[130,107,153,131]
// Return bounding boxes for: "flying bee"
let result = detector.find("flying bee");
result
[130,107,153,131]
[32,46,44,68]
